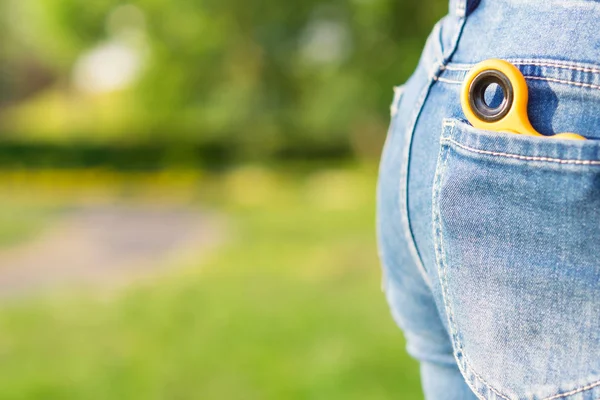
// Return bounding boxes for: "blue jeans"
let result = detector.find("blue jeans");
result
[377,1,600,399]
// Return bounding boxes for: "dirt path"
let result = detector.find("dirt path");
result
[0,206,225,297]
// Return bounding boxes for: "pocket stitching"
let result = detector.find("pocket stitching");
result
[443,136,600,165]
[443,120,600,165]
[434,119,600,400]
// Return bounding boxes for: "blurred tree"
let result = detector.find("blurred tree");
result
[0,1,55,109]
[1,0,447,162]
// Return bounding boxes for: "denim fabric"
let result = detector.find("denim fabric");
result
[377,1,600,399]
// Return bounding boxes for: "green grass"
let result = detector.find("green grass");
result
[0,166,422,399]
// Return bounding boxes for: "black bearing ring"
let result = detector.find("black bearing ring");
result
[468,69,514,122]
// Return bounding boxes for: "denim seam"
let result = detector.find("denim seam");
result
[442,13,469,63]
[434,120,513,400]
[397,14,454,290]
[511,60,600,73]
[441,136,600,165]
[525,75,600,91]
[543,380,600,400]
[398,69,438,289]
[443,60,600,74]
[398,8,470,289]
[434,118,600,400]
[434,75,600,90]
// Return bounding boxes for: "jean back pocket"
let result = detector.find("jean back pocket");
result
[433,119,600,400]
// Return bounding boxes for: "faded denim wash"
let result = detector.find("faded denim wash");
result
[377,0,600,399]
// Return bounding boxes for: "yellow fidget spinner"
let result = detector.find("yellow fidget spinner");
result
[461,59,586,140]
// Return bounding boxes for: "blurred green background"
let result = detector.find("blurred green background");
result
[0,0,447,398]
